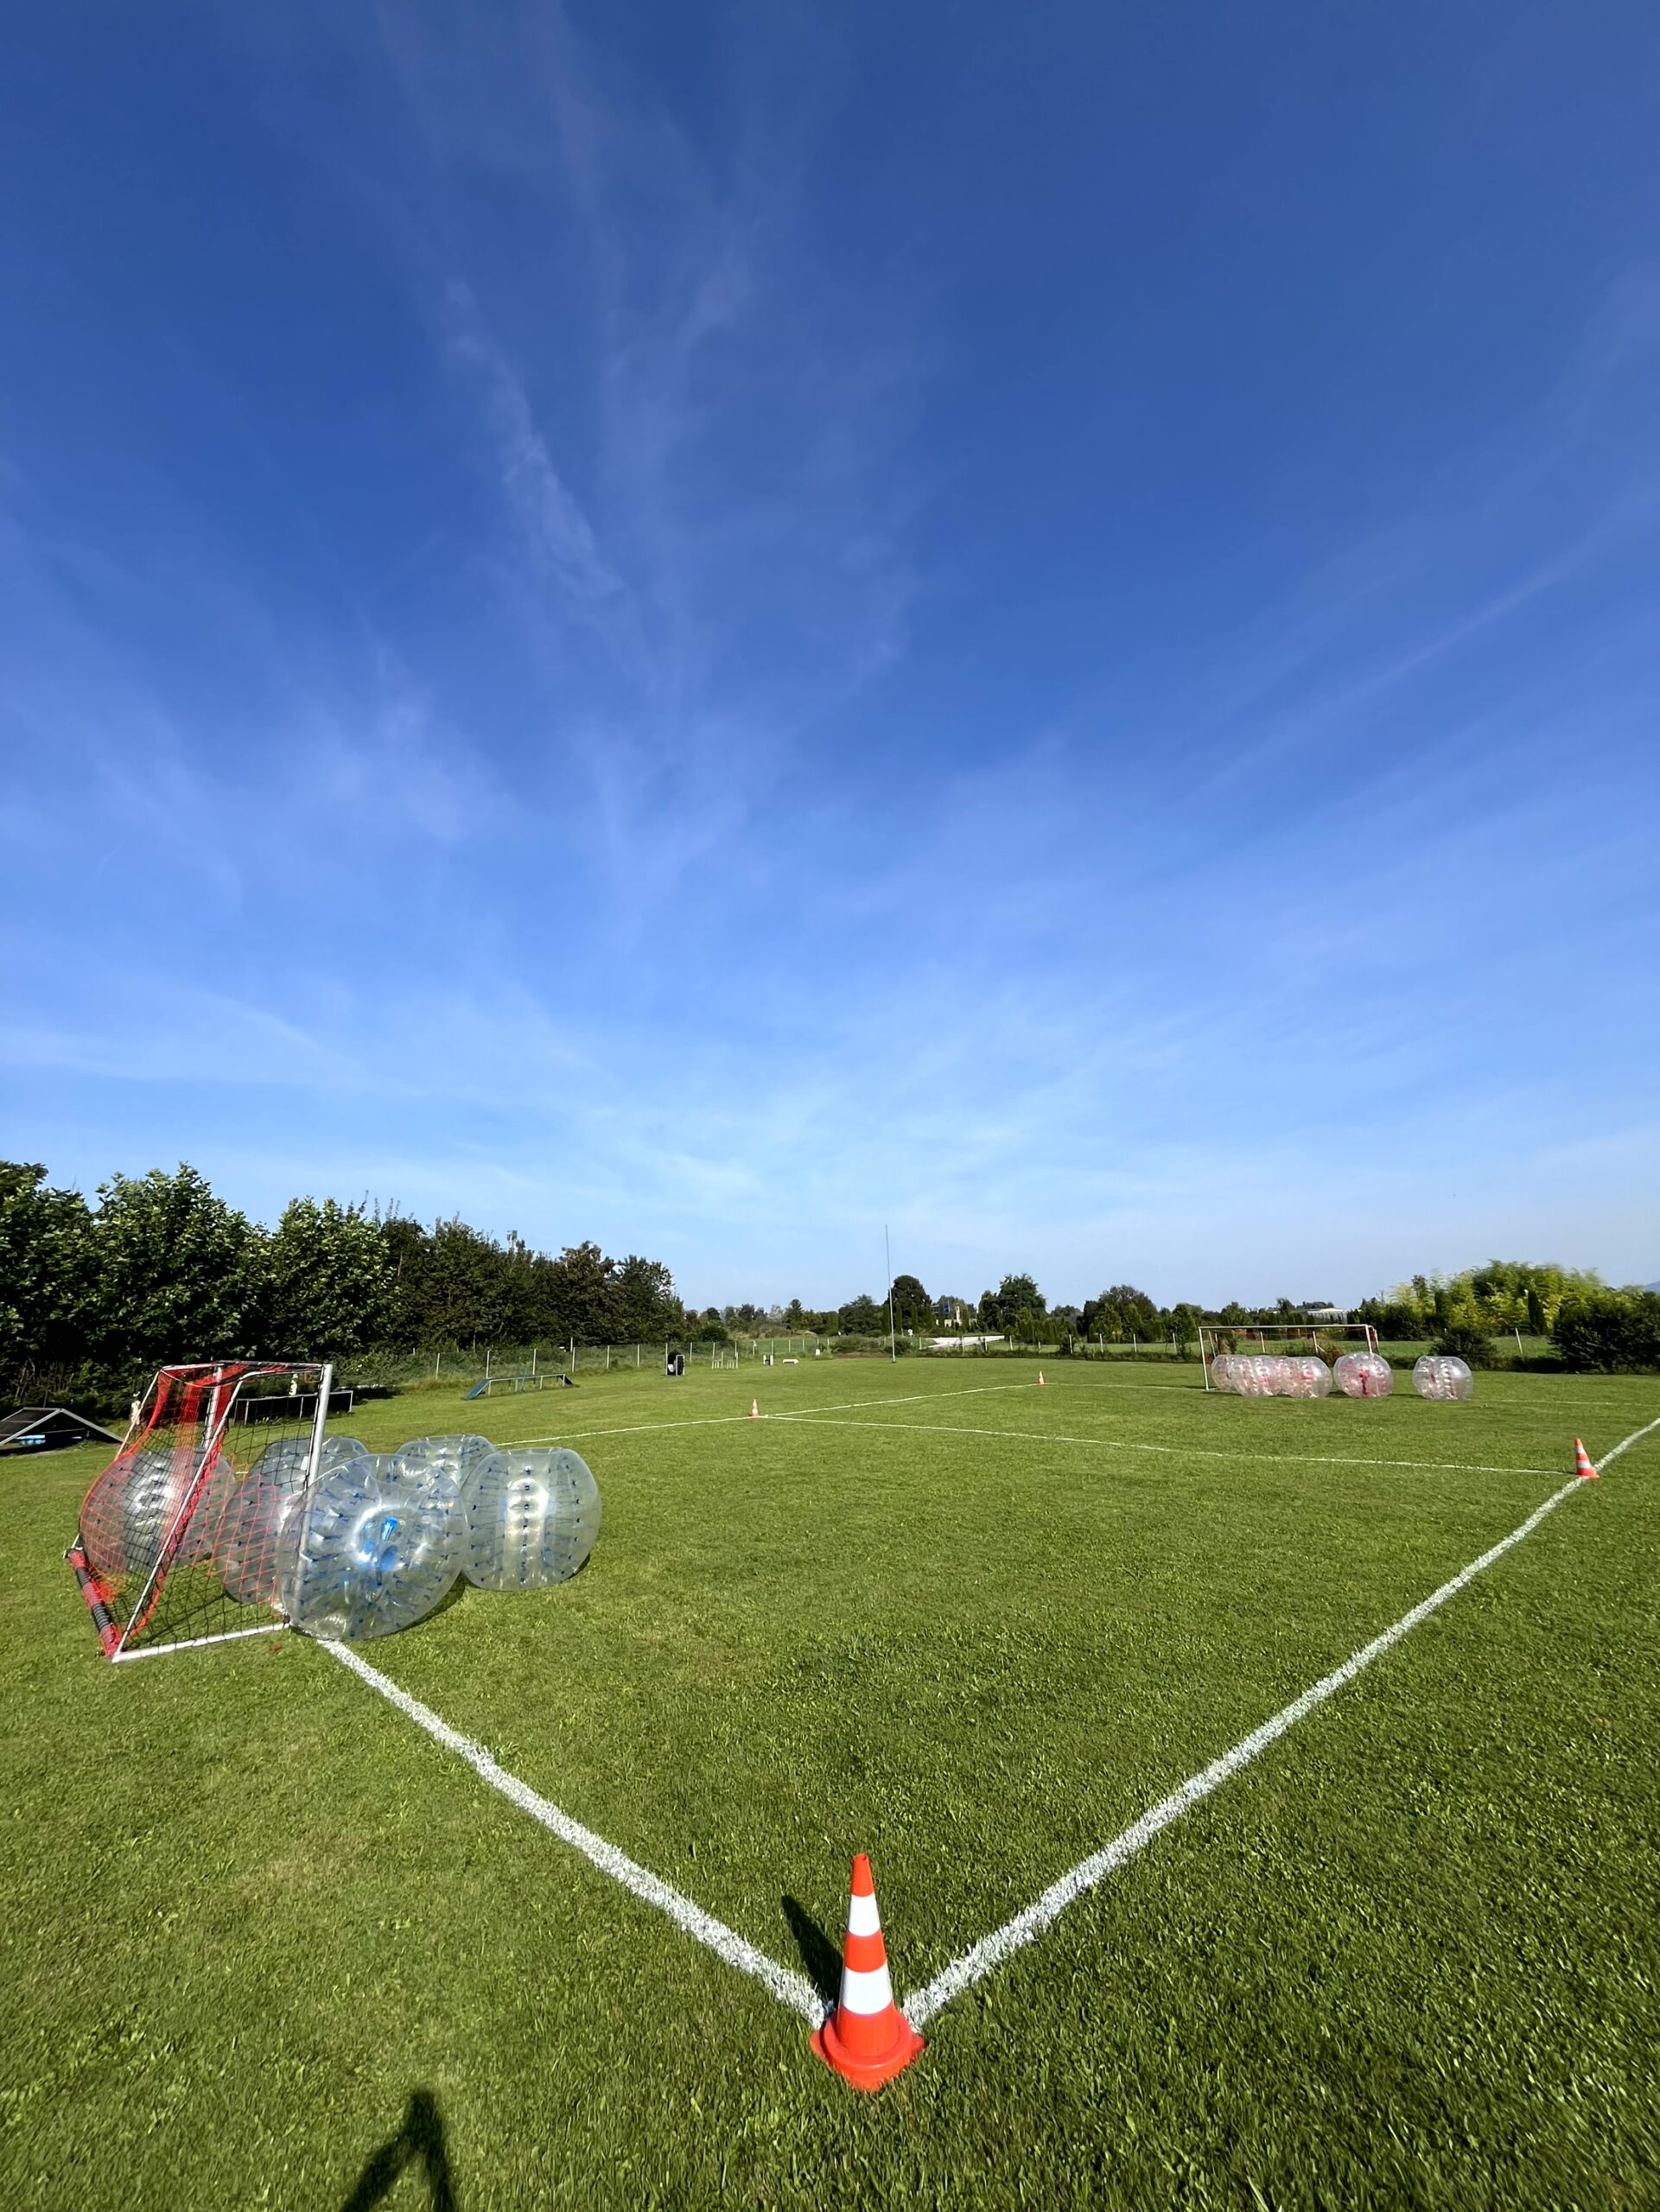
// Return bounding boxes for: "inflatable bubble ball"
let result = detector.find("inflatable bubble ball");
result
[287,1455,462,1642]
[1413,1355,1474,1402]
[80,1446,226,1582]
[1334,1351,1394,1399]
[1282,1355,1334,1400]
[217,1435,374,1607]
[1231,1357,1270,1398]
[463,1446,601,1593]
[392,1433,495,1497]
[1209,1353,1241,1393]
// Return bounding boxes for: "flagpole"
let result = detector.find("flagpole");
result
[885,1224,897,1362]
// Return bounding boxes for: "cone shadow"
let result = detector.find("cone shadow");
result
[781,1895,842,2001]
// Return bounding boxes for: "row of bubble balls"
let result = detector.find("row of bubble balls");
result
[89,1432,600,1643]
[1212,1352,1474,1401]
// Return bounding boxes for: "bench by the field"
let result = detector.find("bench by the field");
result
[466,1370,576,1399]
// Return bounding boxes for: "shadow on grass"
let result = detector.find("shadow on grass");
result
[340,2089,457,2211]
[781,1895,842,2002]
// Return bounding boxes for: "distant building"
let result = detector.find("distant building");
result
[1297,1301,1347,1321]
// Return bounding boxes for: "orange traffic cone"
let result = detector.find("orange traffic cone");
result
[1574,1438,1599,1480]
[750,1398,760,1420]
[811,1854,924,2090]
[1037,1370,1046,1387]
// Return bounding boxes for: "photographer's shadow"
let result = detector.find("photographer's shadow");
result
[340,2088,457,2212]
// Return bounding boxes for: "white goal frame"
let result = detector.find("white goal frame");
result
[1198,1321,1377,1392]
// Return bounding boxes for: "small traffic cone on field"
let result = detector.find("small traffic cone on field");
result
[1574,1438,1599,1480]
[811,1854,925,2090]
[750,1398,760,1420]
[1037,1370,1046,1387]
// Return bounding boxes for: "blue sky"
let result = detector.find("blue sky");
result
[3,3,1657,1310]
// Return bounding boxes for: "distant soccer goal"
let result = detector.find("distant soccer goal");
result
[67,1360,339,1662]
[1198,1321,1378,1394]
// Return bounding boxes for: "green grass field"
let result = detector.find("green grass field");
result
[3,1360,1657,2209]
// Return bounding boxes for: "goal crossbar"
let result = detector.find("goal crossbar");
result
[1198,1321,1377,1393]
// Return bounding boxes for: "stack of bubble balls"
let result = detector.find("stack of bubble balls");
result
[279,1432,601,1643]
[1211,1354,1332,1398]
[1412,1354,1474,1401]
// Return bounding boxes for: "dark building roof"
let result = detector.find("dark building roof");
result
[0,1406,123,1452]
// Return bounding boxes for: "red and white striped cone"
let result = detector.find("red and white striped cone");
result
[750,1398,760,1420]
[1574,1437,1599,1480]
[811,1853,924,2090]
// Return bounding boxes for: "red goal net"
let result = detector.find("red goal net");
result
[68,1361,338,1661]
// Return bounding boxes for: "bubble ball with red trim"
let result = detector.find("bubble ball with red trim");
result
[1333,1351,1394,1399]
[1412,1355,1474,1401]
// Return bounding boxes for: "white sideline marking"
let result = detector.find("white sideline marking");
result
[776,1414,1561,1481]
[903,1414,1660,2028]
[517,1381,1033,1450]
[322,1639,827,2028]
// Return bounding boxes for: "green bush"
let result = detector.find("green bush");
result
[1552,1291,1660,1374]
[1429,1324,1498,1367]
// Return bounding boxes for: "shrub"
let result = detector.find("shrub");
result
[1429,1324,1497,1367]
[1552,1291,1660,1374]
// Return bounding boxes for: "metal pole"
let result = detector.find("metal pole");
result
[307,1363,334,1486]
[885,1224,896,1362]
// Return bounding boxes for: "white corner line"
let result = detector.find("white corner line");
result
[321,1639,827,2028]
[773,1412,1561,1480]
[903,1414,1660,2029]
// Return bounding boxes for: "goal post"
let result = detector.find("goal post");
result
[1198,1320,1377,1393]
[68,1359,338,1661]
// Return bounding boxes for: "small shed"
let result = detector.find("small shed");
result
[0,1407,123,1454]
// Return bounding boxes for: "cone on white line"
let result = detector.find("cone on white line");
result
[811,1853,924,2089]
[750,1398,760,1419]
[1574,1438,1598,1479]
[1038,1370,1045,1387]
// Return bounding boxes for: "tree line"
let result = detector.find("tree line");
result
[0,1160,684,1399]
[3,1157,1656,1400]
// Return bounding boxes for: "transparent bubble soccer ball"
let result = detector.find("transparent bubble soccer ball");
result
[1413,1355,1474,1402]
[462,1446,601,1593]
[80,1446,224,1581]
[392,1433,495,1497]
[1334,1351,1394,1399]
[1209,1353,1240,1393]
[215,1440,369,1606]
[286,1456,461,1642]
[1282,1355,1334,1399]
[1231,1356,1269,1398]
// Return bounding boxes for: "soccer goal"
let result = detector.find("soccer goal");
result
[67,1360,338,1662]
[1198,1320,1378,1393]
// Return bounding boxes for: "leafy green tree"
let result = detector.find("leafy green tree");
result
[785,1297,806,1331]
[838,1293,885,1334]
[996,1273,1046,1320]
[888,1274,932,1333]
[258,1198,391,1359]
[612,1255,681,1341]
[1552,1289,1660,1373]
[0,1162,97,1380]
[88,1164,258,1370]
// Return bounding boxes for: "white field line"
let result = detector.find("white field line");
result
[775,1414,1561,1481]
[515,1381,1034,1450]
[322,1639,827,2027]
[902,1412,1660,2029]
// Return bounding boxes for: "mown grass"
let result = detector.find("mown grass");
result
[3,1361,1657,2209]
